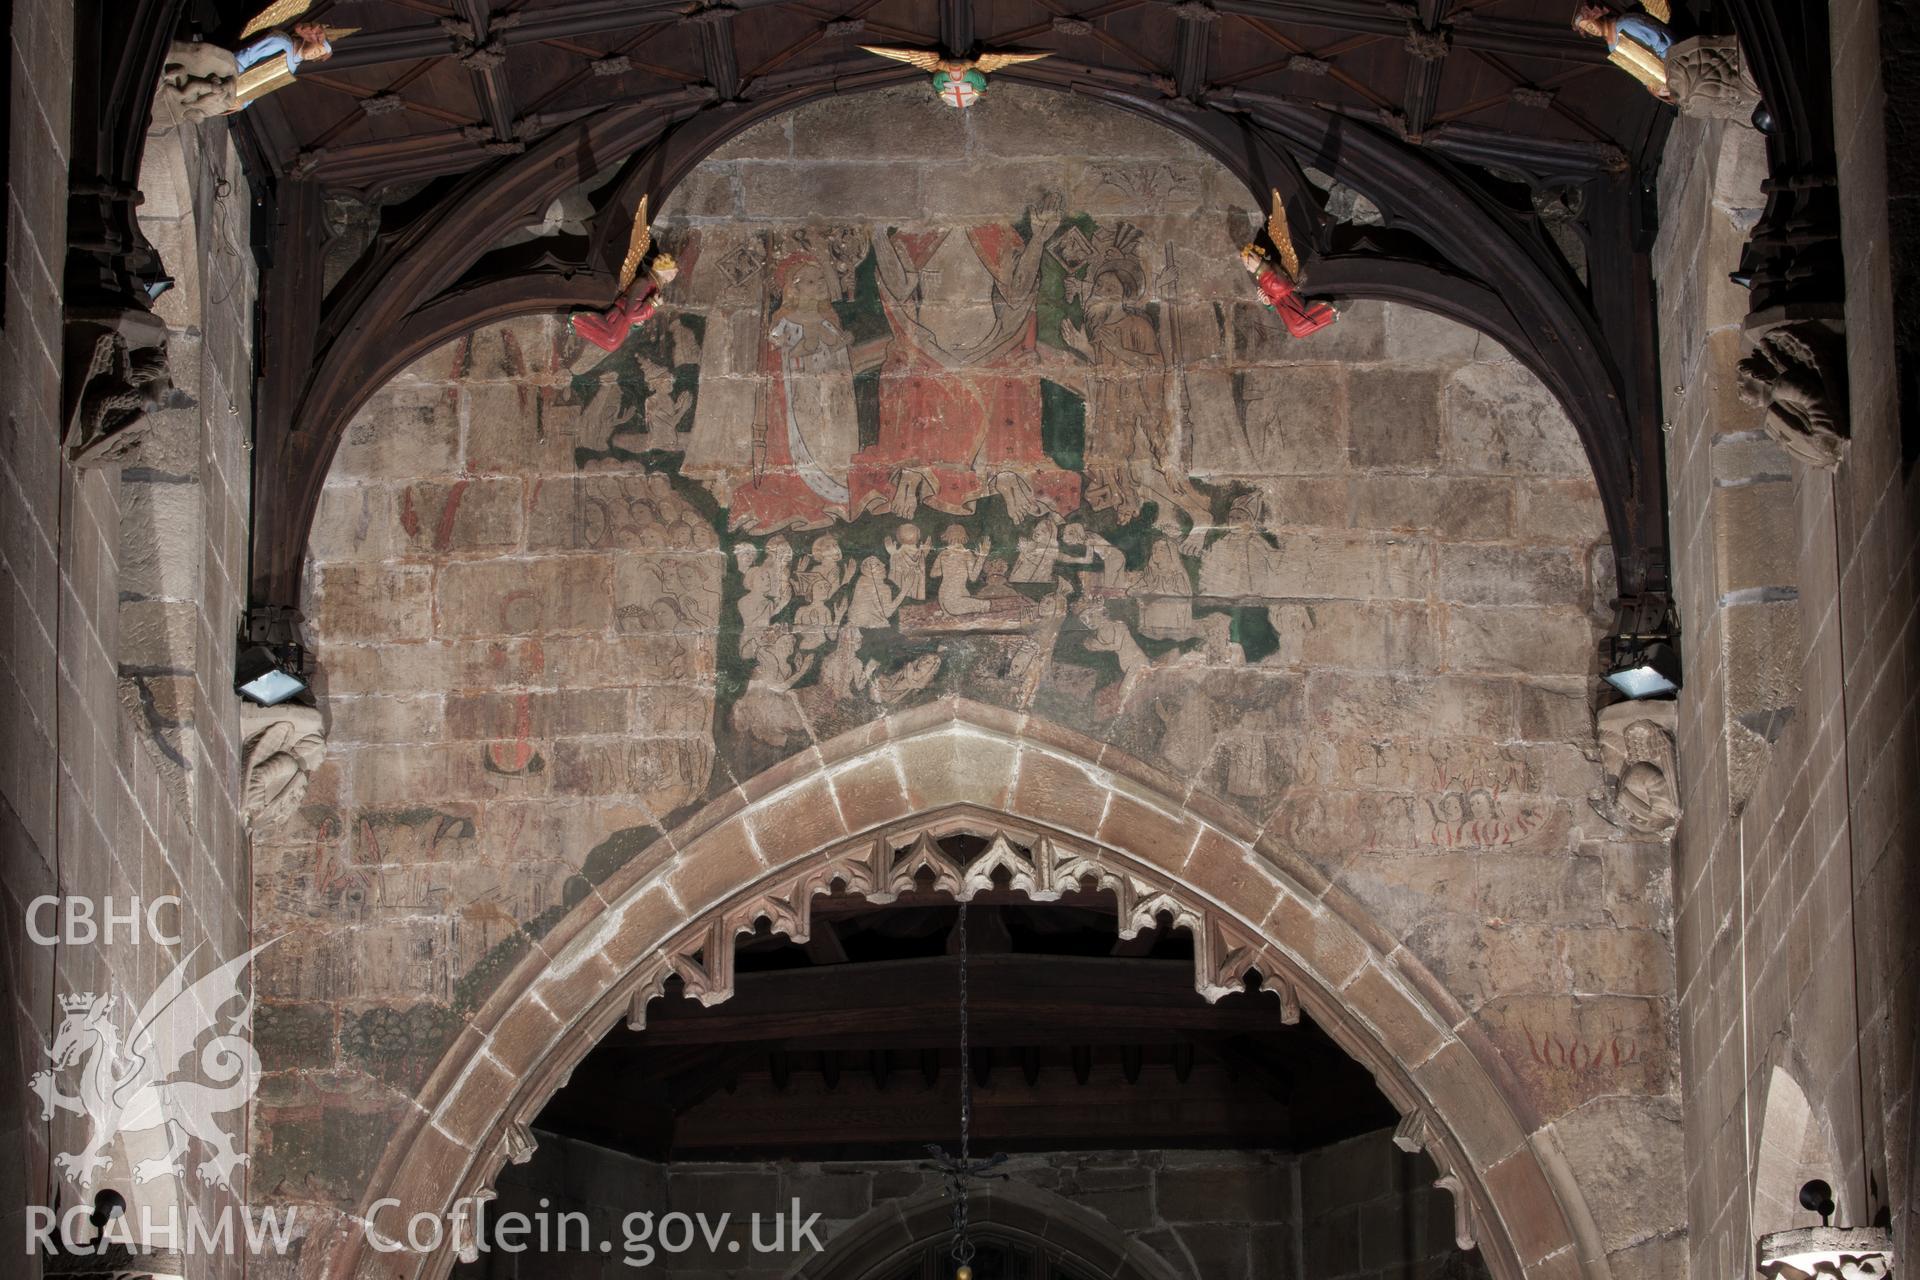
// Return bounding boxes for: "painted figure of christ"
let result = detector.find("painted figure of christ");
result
[728,204,1082,533]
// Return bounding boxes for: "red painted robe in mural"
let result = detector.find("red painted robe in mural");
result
[728,228,1081,533]
[856,226,1079,520]
[729,255,866,533]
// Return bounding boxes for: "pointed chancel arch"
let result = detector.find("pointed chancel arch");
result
[336,703,1613,1280]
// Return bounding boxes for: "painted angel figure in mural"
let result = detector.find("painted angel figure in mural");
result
[858,46,1053,108]
[1242,190,1336,340]
[572,196,681,353]
[157,0,352,121]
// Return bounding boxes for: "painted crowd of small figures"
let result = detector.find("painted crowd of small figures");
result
[728,504,1259,753]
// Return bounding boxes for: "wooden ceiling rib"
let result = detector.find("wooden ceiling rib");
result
[237,0,1680,613]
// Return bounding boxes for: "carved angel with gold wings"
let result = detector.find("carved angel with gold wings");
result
[1571,0,1677,101]
[1240,190,1336,340]
[157,0,355,121]
[572,195,683,353]
[859,46,1052,108]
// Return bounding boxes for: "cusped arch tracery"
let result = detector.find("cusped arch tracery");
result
[335,705,1603,1280]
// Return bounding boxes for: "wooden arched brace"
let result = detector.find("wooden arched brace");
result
[249,71,1667,610]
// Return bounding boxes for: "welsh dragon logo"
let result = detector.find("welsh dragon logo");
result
[31,940,275,1190]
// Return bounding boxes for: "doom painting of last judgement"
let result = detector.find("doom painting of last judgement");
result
[308,93,1608,865]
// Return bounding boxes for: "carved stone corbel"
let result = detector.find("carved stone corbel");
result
[1432,1173,1479,1251]
[1590,700,1680,835]
[1392,1109,1433,1154]
[154,39,243,123]
[62,307,180,467]
[1737,321,1848,467]
[1665,35,1762,121]
[239,702,327,829]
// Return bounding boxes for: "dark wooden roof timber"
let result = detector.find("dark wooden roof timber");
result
[56,0,1843,616]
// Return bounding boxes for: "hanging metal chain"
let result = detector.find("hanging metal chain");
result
[958,895,971,1166]
[951,896,976,1269]
[926,894,1004,1278]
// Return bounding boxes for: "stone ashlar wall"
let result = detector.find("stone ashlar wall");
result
[1,74,256,1280]
[272,85,1680,1273]
[1659,4,1920,1273]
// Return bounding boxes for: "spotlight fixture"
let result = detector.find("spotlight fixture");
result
[89,1188,126,1233]
[1603,594,1681,700]
[235,606,310,706]
[1799,1180,1836,1226]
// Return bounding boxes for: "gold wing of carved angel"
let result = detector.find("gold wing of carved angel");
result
[1640,0,1672,23]
[1266,189,1302,282]
[859,45,948,73]
[238,0,314,41]
[616,194,652,296]
[972,50,1053,75]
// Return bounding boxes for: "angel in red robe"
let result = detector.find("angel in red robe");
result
[1241,189,1335,339]
[1241,244,1333,338]
[572,195,680,352]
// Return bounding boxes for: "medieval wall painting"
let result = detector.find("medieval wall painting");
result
[310,176,1614,845]
[280,92,1668,1200]
[544,202,1335,804]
